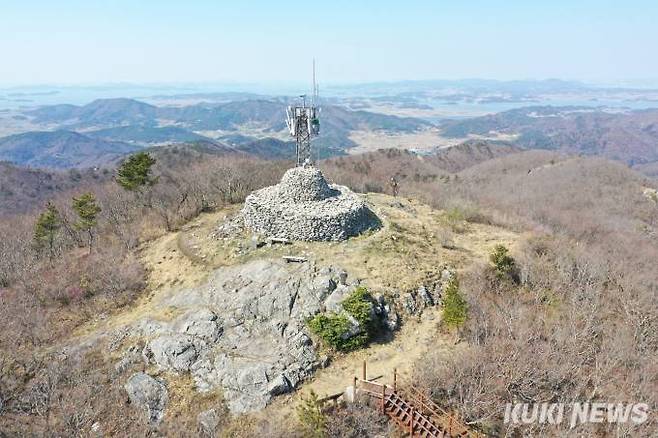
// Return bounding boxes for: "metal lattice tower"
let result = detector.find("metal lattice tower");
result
[286,61,320,166]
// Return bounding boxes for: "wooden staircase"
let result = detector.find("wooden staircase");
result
[351,362,484,438]
[384,391,446,437]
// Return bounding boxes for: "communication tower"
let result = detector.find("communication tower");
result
[286,61,320,166]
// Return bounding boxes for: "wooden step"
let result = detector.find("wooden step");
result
[366,383,476,438]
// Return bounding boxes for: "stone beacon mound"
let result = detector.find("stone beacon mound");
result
[242,165,380,241]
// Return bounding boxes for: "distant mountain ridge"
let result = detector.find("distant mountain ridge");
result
[0,130,140,169]
[86,125,211,144]
[428,139,522,173]
[8,97,435,168]
[27,98,158,126]
[25,97,433,138]
[440,106,658,169]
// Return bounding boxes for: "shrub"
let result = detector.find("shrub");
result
[116,152,157,192]
[308,287,377,351]
[442,207,469,233]
[442,276,468,328]
[341,287,379,334]
[72,192,101,253]
[297,390,326,438]
[33,202,61,260]
[489,244,518,282]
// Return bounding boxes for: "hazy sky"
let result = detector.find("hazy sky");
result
[1,0,657,86]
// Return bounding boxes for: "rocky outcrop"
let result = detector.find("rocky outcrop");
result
[176,308,223,342]
[241,166,380,241]
[120,258,405,416]
[145,334,200,372]
[126,260,385,414]
[125,373,168,424]
[400,268,455,316]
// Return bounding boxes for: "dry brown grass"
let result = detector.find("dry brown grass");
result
[3,146,656,436]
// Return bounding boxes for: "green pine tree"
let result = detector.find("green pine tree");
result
[33,202,61,260]
[116,152,157,192]
[442,276,468,328]
[297,390,326,438]
[490,244,517,281]
[72,193,102,254]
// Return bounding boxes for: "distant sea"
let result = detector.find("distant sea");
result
[1,84,658,120]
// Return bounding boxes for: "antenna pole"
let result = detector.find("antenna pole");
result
[312,59,317,107]
[285,61,320,167]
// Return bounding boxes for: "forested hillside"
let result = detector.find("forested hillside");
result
[1,145,656,436]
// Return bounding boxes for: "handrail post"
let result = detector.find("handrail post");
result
[393,368,397,392]
[381,384,386,413]
[362,360,367,381]
[409,406,414,436]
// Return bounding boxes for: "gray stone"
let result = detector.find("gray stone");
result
[122,259,399,415]
[197,408,220,436]
[338,270,348,285]
[418,285,434,306]
[145,335,199,372]
[324,284,355,313]
[175,308,223,342]
[267,374,292,396]
[384,306,400,331]
[311,275,337,300]
[138,260,338,414]
[441,268,455,283]
[132,318,168,337]
[115,345,142,373]
[402,292,418,315]
[241,166,380,242]
[340,314,363,340]
[432,283,443,302]
[125,372,168,424]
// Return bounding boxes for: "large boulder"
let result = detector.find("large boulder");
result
[324,284,356,313]
[125,372,168,424]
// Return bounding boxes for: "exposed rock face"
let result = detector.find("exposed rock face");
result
[241,166,380,241]
[129,260,359,414]
[399,268,456,316]
[197,408,220,436]
[121,259,402,415]
[145,335,200,372]
[175,308,223,342]
[125,373,168,424]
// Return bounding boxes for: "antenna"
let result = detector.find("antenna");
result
[313,59,320,162]
[286,61,321,166]
[312,59,318,107]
